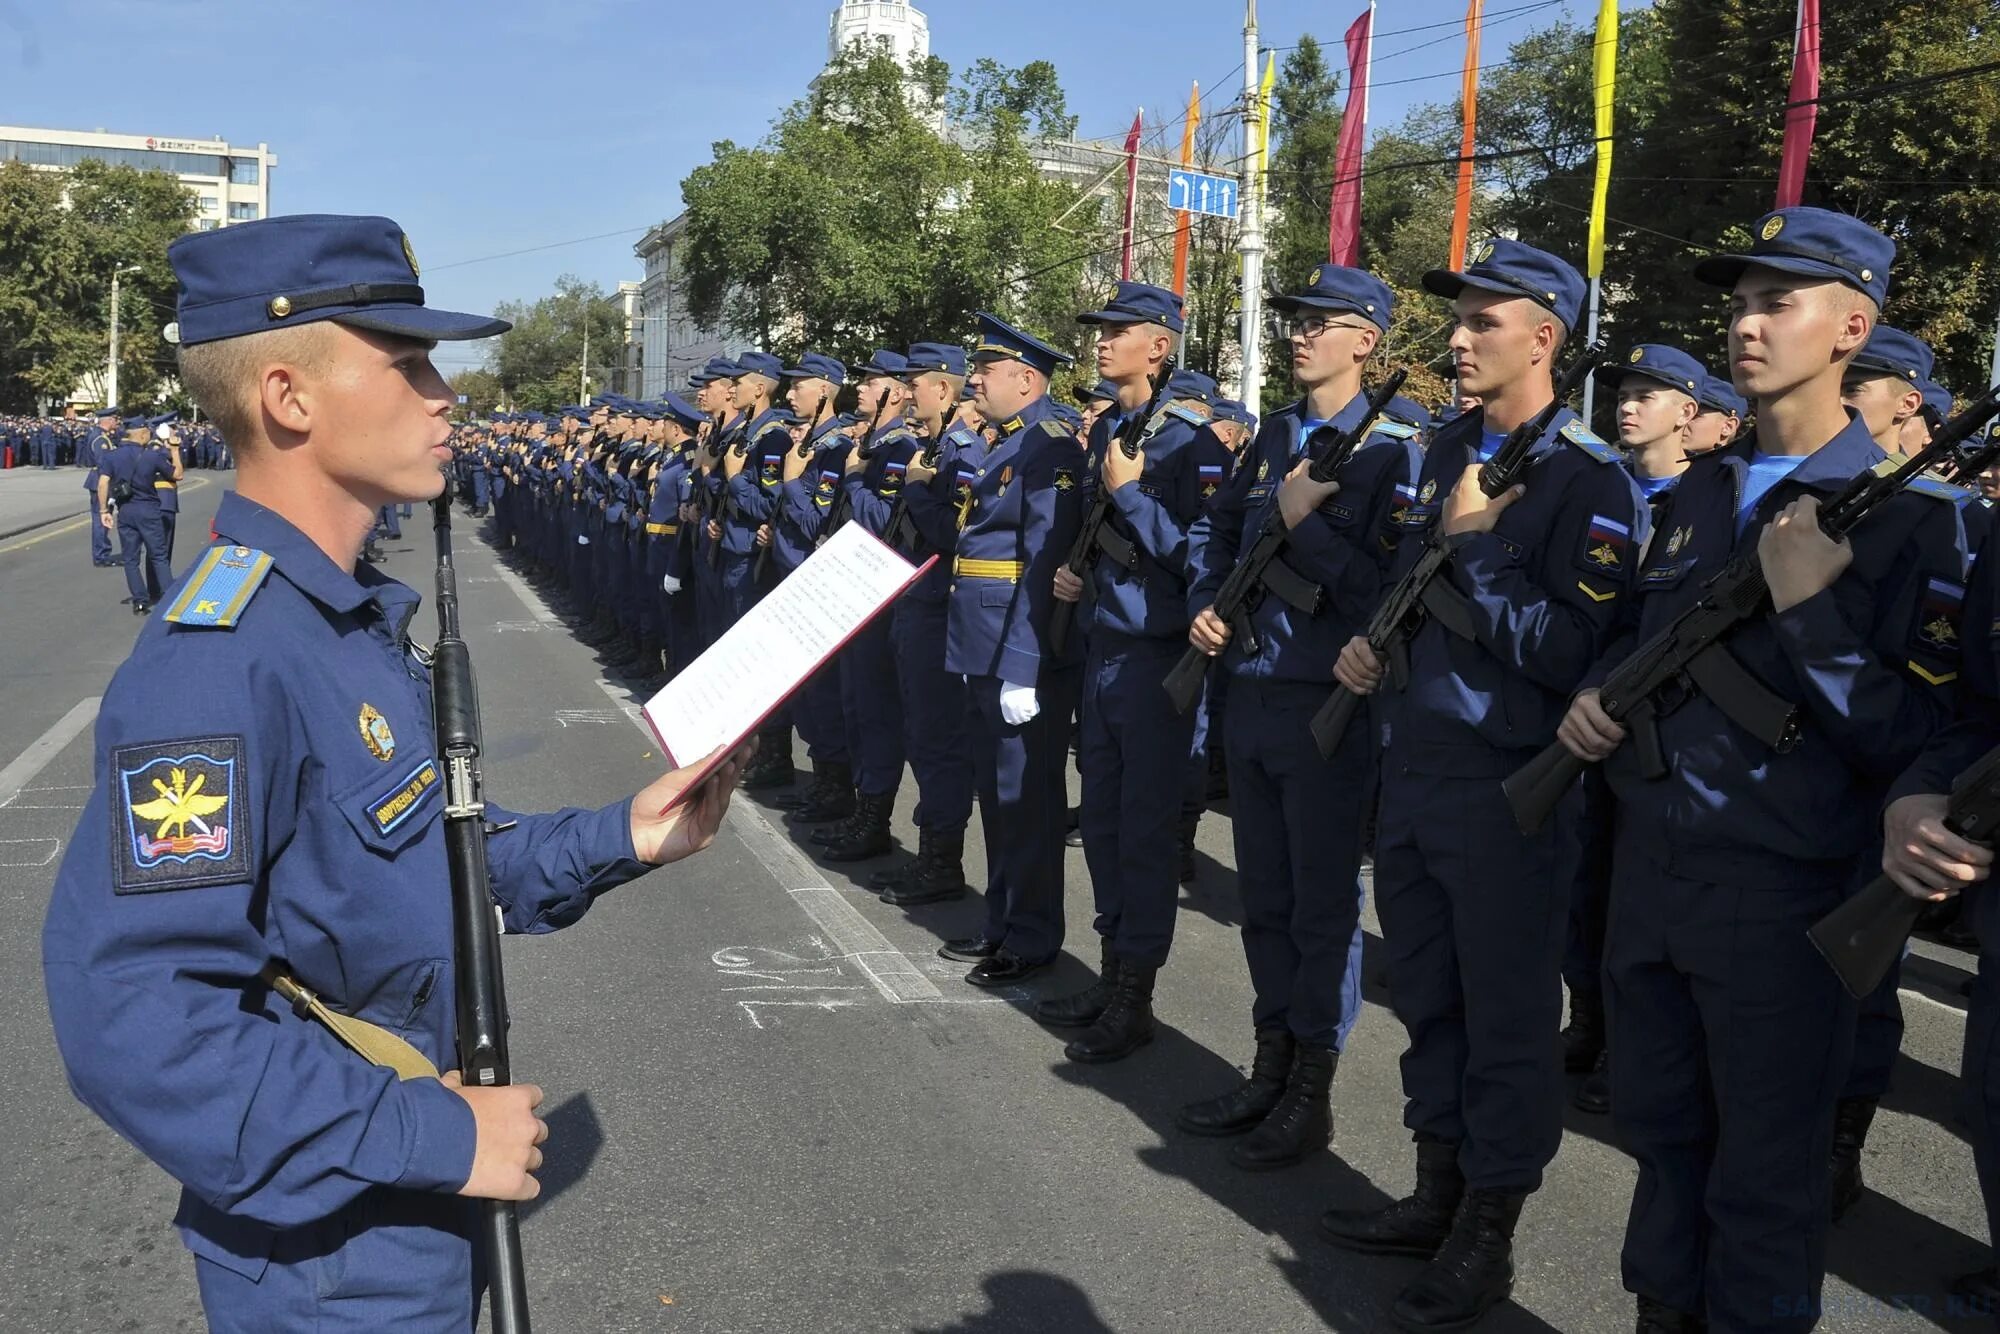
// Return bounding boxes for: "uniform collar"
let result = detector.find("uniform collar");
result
[212,491,417,622]
[994,395,1055,438]
[1438,402,1574,460]
[807,415,847,448]
[1723,408,1884,493]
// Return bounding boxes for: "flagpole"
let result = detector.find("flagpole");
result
[1581,0,1618,424]
[1121,108,1143,280]
[1239,1,1266,411]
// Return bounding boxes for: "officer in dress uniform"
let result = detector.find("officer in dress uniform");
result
[41,213,746,1333]
[933,314,1084,986]
[85,404,121,566]
[1180,265,1424,1163]
[1324,238,1648,1330]
[99,415,176,615]
[1554,207,1968,1332]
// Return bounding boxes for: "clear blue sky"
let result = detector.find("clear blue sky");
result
[6,0,1620,372]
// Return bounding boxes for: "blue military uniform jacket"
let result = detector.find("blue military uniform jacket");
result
[1381,403,1648,773]
[1596,416,1968,883]
[84,426,112,492]
[41,492,651,1278]
[722,409,790,557]
[775,416,853,568]
[102,440,172,504]
[1189,394,1424,683]
[899,422,991,604]
[841,421,920,539]
[930,395,1085,686]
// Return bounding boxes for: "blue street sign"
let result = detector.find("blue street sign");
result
[1167,168,1240,220]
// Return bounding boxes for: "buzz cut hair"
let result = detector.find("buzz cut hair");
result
[176,321,336,451]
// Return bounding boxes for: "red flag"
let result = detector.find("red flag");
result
[1776,0,1820,209]
[1327,6,1374,266]
[1121,109,1143,280]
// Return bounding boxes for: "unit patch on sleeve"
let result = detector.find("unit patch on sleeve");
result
[1915,575,1965,655]
[1580,513,1632,573]
[111,736,252,894]
[366,758,443,836]
[1198,463,1224,499]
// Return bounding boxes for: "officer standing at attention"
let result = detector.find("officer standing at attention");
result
[1555,208,1966,1332]
[99,415,176,615]
[151,415,187,564]
[85,404,121,567]
[1180,264,1423,1162]
[1324,238,1646,1331]
[935,314,1084,986]
[42,214,746,1333]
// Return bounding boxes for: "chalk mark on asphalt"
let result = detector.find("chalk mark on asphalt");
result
[0,699,100,807]
[0,838,60,867]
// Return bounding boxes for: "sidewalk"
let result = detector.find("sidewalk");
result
[0,467,91,541]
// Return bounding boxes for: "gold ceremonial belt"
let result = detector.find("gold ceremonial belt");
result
[260,963,439,1081]
[646,522,680,535]
[953,558,1025,581]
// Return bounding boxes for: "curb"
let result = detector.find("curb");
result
[0,508,88,545]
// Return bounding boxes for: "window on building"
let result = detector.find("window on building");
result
[0,138,228,177]
[196,219,220,231]
[229,159,260,185]
[200,195,218,213]
[229,202,259,221]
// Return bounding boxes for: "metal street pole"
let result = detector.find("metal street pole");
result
[579,316,590,405]
[107,267,124,409]
[1238,0,1266,411]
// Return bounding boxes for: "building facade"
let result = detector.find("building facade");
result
[634,216,730,399]
[0,124,277,229]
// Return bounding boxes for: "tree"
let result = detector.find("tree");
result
[0,158,193,412]
[490,275,625,411]
[449,367,504,417]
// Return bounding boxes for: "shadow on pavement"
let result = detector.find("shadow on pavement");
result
[910,1270,1116,1333]
[519,1092,602,1220]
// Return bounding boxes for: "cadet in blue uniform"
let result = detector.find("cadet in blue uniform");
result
[1688,370,1747,455]
[721,352,798,790]
[1037,282,1229,1064]
[1180,265,1422,1163]
[85,404,120,566]
[42,214,746,1333]
[1323,239,1646,1330]
[1555,208,1967,1333]
[643,394,704,688]
[151,415,187,562]
[935,315,1084,985]
[99,415,176,614]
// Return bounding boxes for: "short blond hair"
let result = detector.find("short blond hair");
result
[176,322,335,449]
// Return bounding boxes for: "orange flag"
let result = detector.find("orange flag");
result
[1172,83,1202,295]
[1447,0,1484,271]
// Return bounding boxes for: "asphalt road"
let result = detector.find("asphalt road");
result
[0,478,1992,1333]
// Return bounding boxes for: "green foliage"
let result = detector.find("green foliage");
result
[491,274,626,411]
[449,367,505,417]
[0,158,193,413]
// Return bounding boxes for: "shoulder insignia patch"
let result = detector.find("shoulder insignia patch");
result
[1371,420,1420,441]
[1915,575,1965,655]
[1198,463,1224,499]
[1560,419,1622,464]
[366,758,443,837]
[1036,420,1072,441]
[164,545,273,629]
[1906,475,1975,505]
[112,736,252,894]
[1163,400,1213,428]
[1054,468,1076,491]
[1581,513,1632,572]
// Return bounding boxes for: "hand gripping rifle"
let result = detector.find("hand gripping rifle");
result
[1048,360,1177,656]
[1308,343,1606,759]
[431,497,533,1334]
[1502,381,2000,836]
[1808,745,2000,997]
[886,406,961,556]
[700,420,733,570]
[823,400,897,541]
[1161,368,1409,715]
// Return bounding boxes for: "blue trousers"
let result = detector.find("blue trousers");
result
[1079,633,1198,968]
[116,501,171,604]
[1842,953,1905,1102]
[89,491,114,563]
[161,509,178,564]
[892,598,971,834]
[1605,845,1854,1332]
[1225,677,1369,1048]
[838,613,904,796]
[1562,769,1616,1003]
[1374,764,1568,1192]
[1965,887,2000,1273]
[966,667,1080,963]
[377,505,402,540]
[795,657,850,766]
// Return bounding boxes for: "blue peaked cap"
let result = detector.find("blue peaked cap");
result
[905,342,968,377]
[166,214,510,347]
[1166,368,1218,403]
[1077,378,1120,405]
[660,393,705,430]
[1599,344,1706,398]
[1851,324,1935,387]
[1077,281,1186,335]
[1697,373,1748,418]
[1424,237,1585,331]
[1272,263,1394,332]
[1920,379,1954,422]
[857,348,909,378]
[785,352,847,384]
[971,313,1074,375]
[734,350,784,381]
[1693,206,1895,308]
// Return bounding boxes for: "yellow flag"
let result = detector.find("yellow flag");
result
[1586,0,1618,278]
[1257,52,1277,175]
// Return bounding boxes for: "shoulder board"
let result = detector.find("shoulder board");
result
[945,426,982,447]
[1370,420,1421,442]
[1036,420,1073,440]
[1560,418,1622,464]
[878,426,918,444]
[163,544,273,630]
[1160,399,1213,427]
[1906,474,1976,504]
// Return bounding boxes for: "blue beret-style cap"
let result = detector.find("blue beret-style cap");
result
[1077,281,1187,335]
[1919,379,1953,422]
[1384,395,1432,432]
[971,313,1074,375]
[1272,263,1395,332]
[1697,372,1748,417]
[1850,324,1935,387]
[660,392,706,430]
[1049,403,1084,431]
[905,342,968,377]
[1599,343,1706,398]
[735,350,784,380]
[857,348,910,378]
[166,214,510,347]
[785,352,847,384]
[1166,368,1219,403]
[1692,206,1895,308]
[1424,237,1585,331]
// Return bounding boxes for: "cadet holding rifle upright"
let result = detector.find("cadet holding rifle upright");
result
[40,215,747,1334]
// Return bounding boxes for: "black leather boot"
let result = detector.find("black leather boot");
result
[1573,1049,1611,1116]
[1065,959,1157,1063]
[1635,1295,1705,1332]
[809,807,865,845]
[870,827,926,891]
[1229,1042,1335,1170]
[1177,1028,1295,1136]
[1830,1095,1877,1223]
[793,763,857,824]
[881,829,968,905]
[1562,989,1605,1073]
[771,759,829,812]
[1390,1188,1527,1331]
[739,729,794,791]
[822,791,894,862]
[1321,1135,1464,1257]
[1034,938,1117,1028]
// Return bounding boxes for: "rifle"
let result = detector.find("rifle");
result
[430,498,533,1334]
[886,406,961,556]
[1161,368,1409,715]
[1943,421,2000,488]
[1502,381,2000,836]
[823,402,895,540]
[1308,342,1606,758]
[1049,360,1177,656]
[1809,744,2000,997]
[700,418,735,569]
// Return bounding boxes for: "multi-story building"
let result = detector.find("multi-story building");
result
[634,216,731,399]
[0,124,277,229]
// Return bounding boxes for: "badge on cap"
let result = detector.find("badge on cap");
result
[359,703,395,761]
[1476,241,1496,263]
[1629,348,1645,363]
[1310,266,1324,285]
[1760,215,1785,242]
[402,234,421,277]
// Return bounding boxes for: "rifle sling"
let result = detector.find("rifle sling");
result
[1419,575,1481,642]
[1256,554,1325,616]
[1682,643,1800,752]
[259,963,440,1081]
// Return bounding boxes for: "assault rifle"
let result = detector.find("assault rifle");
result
[1160,368,1409,715]
[886,406,961,556]
[822,403,898,541]
[1307,342,1606,758]
[1502,381,2000,836]
[1048,360,1176,656]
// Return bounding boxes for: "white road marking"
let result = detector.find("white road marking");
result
[0,838,61,868]
[737,999,858,1030]
[490,563,560,623]
[0,699,100,808]
[493,620,551,634]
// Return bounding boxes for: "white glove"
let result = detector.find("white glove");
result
[576,534,590,546]
[999,683,1040,726]
[662,573,683,595]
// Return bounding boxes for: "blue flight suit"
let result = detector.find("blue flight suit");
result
[1188,395,1423,1045]
[895,423,988,838]
[85,426,116,564]
[943,397,1085,962]
[837,423,920,798]
[1071,394,1230,968]
[42,492,652,1332]
[1596,417,1964,1331]
[1372,405,1646,1193]
[104,441,174,604]
[777,419,856,770]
